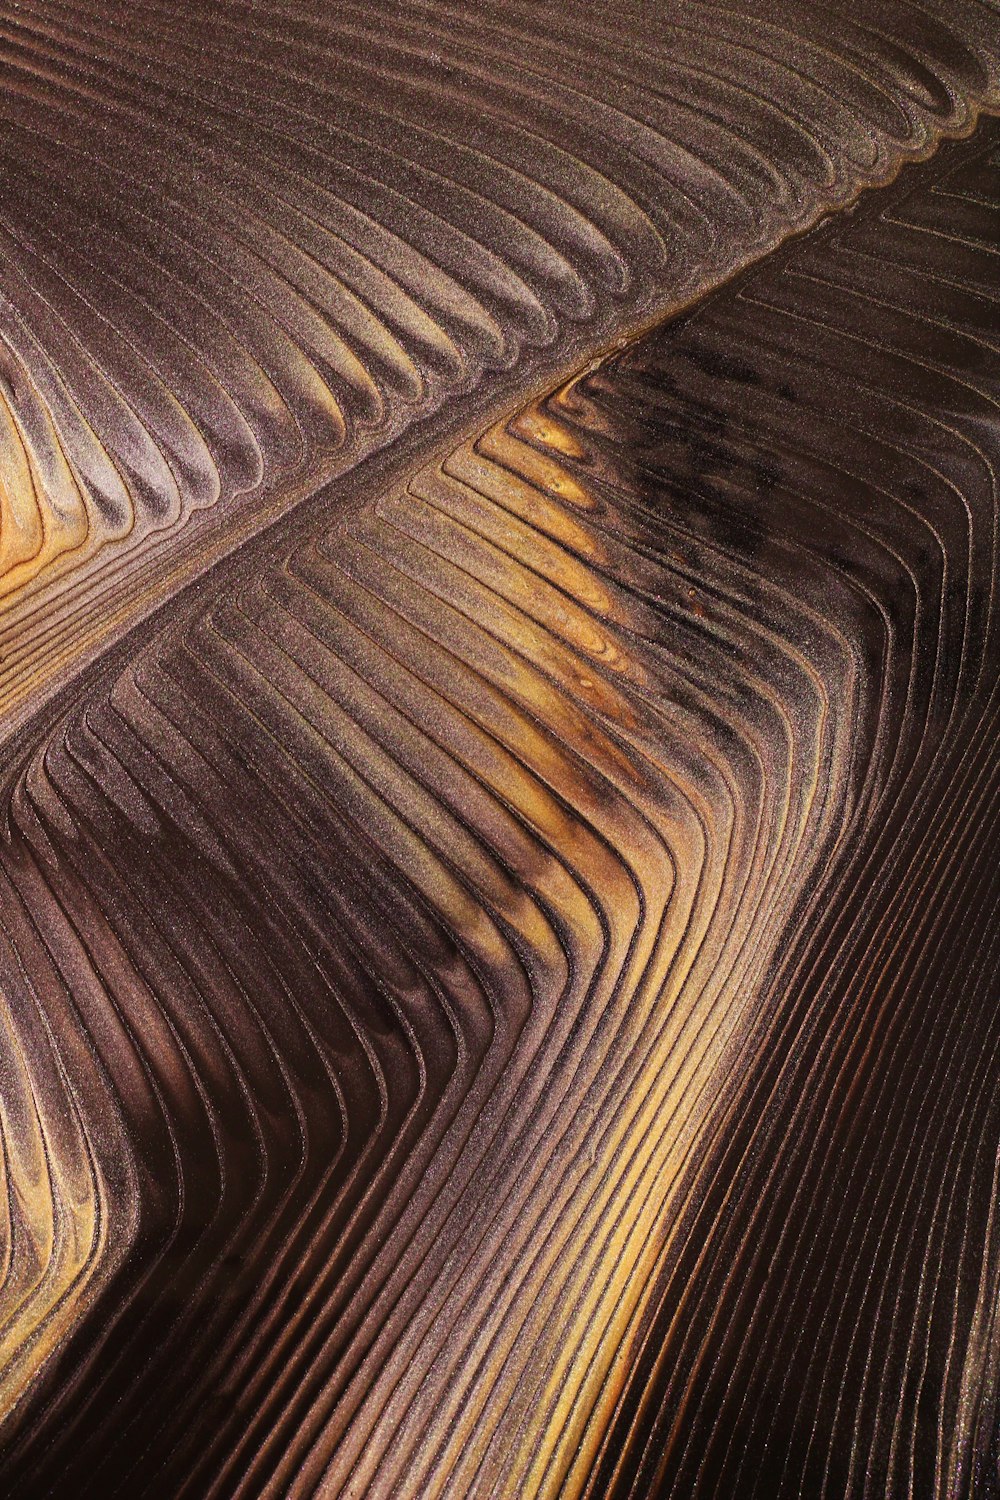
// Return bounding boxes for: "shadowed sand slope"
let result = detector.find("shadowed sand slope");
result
[0,100,998,1499]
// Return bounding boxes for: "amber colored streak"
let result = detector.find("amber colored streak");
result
[1,0,1000,727]
[0,859,138,1432]
[0,391,856,1498]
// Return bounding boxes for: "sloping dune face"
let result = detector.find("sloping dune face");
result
[0,5,999,1500]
